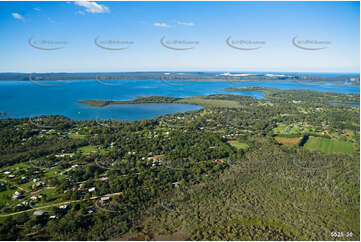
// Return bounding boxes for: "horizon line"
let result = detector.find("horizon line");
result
[0,71,360,75]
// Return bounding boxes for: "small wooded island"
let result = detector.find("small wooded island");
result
[78,96,181,107]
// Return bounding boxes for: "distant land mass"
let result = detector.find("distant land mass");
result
[0,72,359,86]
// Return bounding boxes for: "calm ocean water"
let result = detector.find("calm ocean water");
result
[0,80,359,121]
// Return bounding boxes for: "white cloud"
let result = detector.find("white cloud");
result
[177,21,195,27]
[74,1,109,14]
[76,10,85,15]
[11,13,25,22]
[154,22,171,28]
[33,8,41,11]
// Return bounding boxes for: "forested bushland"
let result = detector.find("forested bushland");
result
[140,143,359,241]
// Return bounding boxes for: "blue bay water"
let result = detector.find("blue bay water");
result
[0,80,359,121]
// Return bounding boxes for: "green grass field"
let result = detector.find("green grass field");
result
[0,188,16,206]
[304,136,354,155]
[69,134,86,139]
[37,188,59,201]
[44,169,59,178]
[228,141,249,150]
[19,181,35,191]
[2,162,31,171]
[272,123,288,134]
[78,145,98,153]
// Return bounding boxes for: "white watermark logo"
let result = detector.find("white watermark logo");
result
[94,36,134,50]
[292,36,331,51]
[28,37,67,50]
[160,36,199,51]
[226,36,266,51]
[95,74,124,86]
[28,73,64,87]
[160,73,193,87]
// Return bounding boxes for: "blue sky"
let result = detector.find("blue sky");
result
[0,1,359,73]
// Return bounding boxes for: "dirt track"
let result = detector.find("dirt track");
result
[0,192,122,217]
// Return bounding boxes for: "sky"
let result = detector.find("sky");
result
[0,1,359,73]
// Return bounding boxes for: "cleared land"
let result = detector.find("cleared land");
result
[68,134,86,139]
[304,136,354,155]
[228,141,249,150]
[274,136,302,146]
[179,97,241,108]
